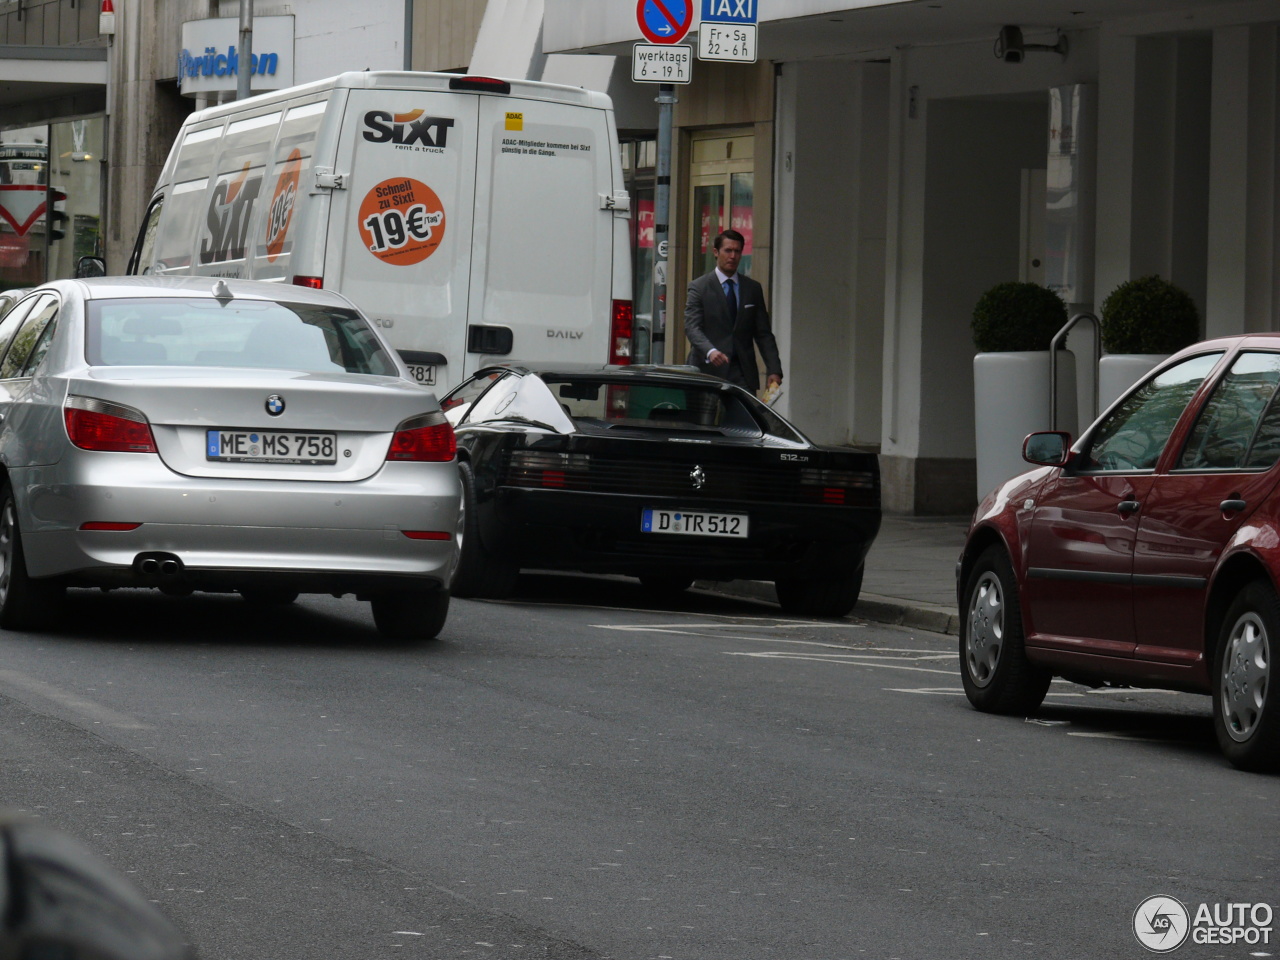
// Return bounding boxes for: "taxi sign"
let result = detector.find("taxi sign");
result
[637,0,693,44]
[701,0,757,24]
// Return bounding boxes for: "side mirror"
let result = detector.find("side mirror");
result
[75,256,107,278]
[1023,431,1072,466]
[0,815,194,959]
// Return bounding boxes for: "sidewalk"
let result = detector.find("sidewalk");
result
[700,514,970,635]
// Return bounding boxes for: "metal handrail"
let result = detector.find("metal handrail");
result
[1049,311,1101,430]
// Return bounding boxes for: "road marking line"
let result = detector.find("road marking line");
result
[0,670,150,730]
[725,652,956,675]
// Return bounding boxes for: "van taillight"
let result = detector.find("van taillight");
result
[292,276,323,289]
[610,300,633,365]
[386,412,456,462]
[64,396,157,453]
[449,76,512,94]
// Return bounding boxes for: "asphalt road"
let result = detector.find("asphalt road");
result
[0,577,1275,960]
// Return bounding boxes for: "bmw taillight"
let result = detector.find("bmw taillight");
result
[506,450,590,489]
[64,396,157,453]
[799,467,878,508]
[292,275,324,289]
[609,300,633,365]
[386,412,455,462]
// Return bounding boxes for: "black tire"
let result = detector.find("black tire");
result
[639,575,694,594]
[959,546,1051,715]
[775,562,864,618]
[371,588,450,641]
[0,483,63,631]
[238,587,299,605]
[1213,582,1280,772]
[449,461,518,600]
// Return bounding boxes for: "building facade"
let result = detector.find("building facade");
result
[530,0,1280,514]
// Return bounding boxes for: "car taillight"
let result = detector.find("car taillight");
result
[64,396,157,453]
[610,299,633,365]
[386,412,455,462]
[506,450,590,489]
[292,275,323,289]
[799,467,878,508]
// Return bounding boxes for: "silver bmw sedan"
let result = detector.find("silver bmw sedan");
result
[0,277,459,640]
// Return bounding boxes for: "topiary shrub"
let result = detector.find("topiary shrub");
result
[1100,275,1200,354]
[971,282,1068,352]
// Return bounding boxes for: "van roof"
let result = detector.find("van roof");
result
[180,71,613,125]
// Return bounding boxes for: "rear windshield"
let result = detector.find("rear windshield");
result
[85,298,399,376]
[543,377,802,442]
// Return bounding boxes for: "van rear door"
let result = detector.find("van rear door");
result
[325,88,479,391]
[465,96,614,377]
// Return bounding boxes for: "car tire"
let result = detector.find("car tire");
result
[371,588,450,641]
[959,546,1051,715]
[1213,582,1280,772]
[238,587,299,605]
[449,461,519,600]
[0,483,63,631]
[639,575,694,594]
[775,562,864,618]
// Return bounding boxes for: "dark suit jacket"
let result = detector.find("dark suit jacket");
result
[683,270,782,391]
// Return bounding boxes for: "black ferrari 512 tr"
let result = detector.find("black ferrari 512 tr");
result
[441,363,881,617]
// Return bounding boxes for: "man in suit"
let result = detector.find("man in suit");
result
[684,229,783,393]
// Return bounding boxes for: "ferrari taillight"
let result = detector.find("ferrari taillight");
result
[507,450,590,489]
[64,396,157,453]
[799,467,878,507]
[386,412,456,462]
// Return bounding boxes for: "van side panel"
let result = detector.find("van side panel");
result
[250,99,329,281]
[148,124,226,274]
[193,111,279,278]
[466,98,613,377]
[327,89,480,389]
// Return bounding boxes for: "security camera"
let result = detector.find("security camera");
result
[995,25,1025,63]
[994,25,1068,62]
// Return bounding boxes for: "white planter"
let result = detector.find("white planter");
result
[1097,354,1169,413]
[974,350,1077,499]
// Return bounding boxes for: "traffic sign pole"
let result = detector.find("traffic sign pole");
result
[642,82,677,365]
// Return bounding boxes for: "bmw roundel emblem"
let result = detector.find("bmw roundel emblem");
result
[265,395,285,416]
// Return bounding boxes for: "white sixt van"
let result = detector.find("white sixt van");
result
[128,72,634,390]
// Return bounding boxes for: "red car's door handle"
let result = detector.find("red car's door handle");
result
[1221,499,1247,513]
[1117,500,1141,516]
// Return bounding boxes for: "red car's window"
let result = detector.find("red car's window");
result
[1081,352,1222,472]
[1180,352,1280,470]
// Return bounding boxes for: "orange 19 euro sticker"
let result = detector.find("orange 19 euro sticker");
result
[357,177,446,266]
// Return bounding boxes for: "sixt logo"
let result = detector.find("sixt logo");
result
[200,163,262,265]
[362,110,455,148]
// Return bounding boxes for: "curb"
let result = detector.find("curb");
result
[695,580,960,636]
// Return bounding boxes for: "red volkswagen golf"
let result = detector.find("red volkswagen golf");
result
[958,336,1280,772]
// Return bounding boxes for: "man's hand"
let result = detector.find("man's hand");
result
[766,373,782,387]
[708,349,730,367]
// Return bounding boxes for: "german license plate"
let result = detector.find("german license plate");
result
[206,429,337,464]
[405,363,437,386]
[641,508,748,538]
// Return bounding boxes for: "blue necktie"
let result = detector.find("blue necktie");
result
[724,278,737,322]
